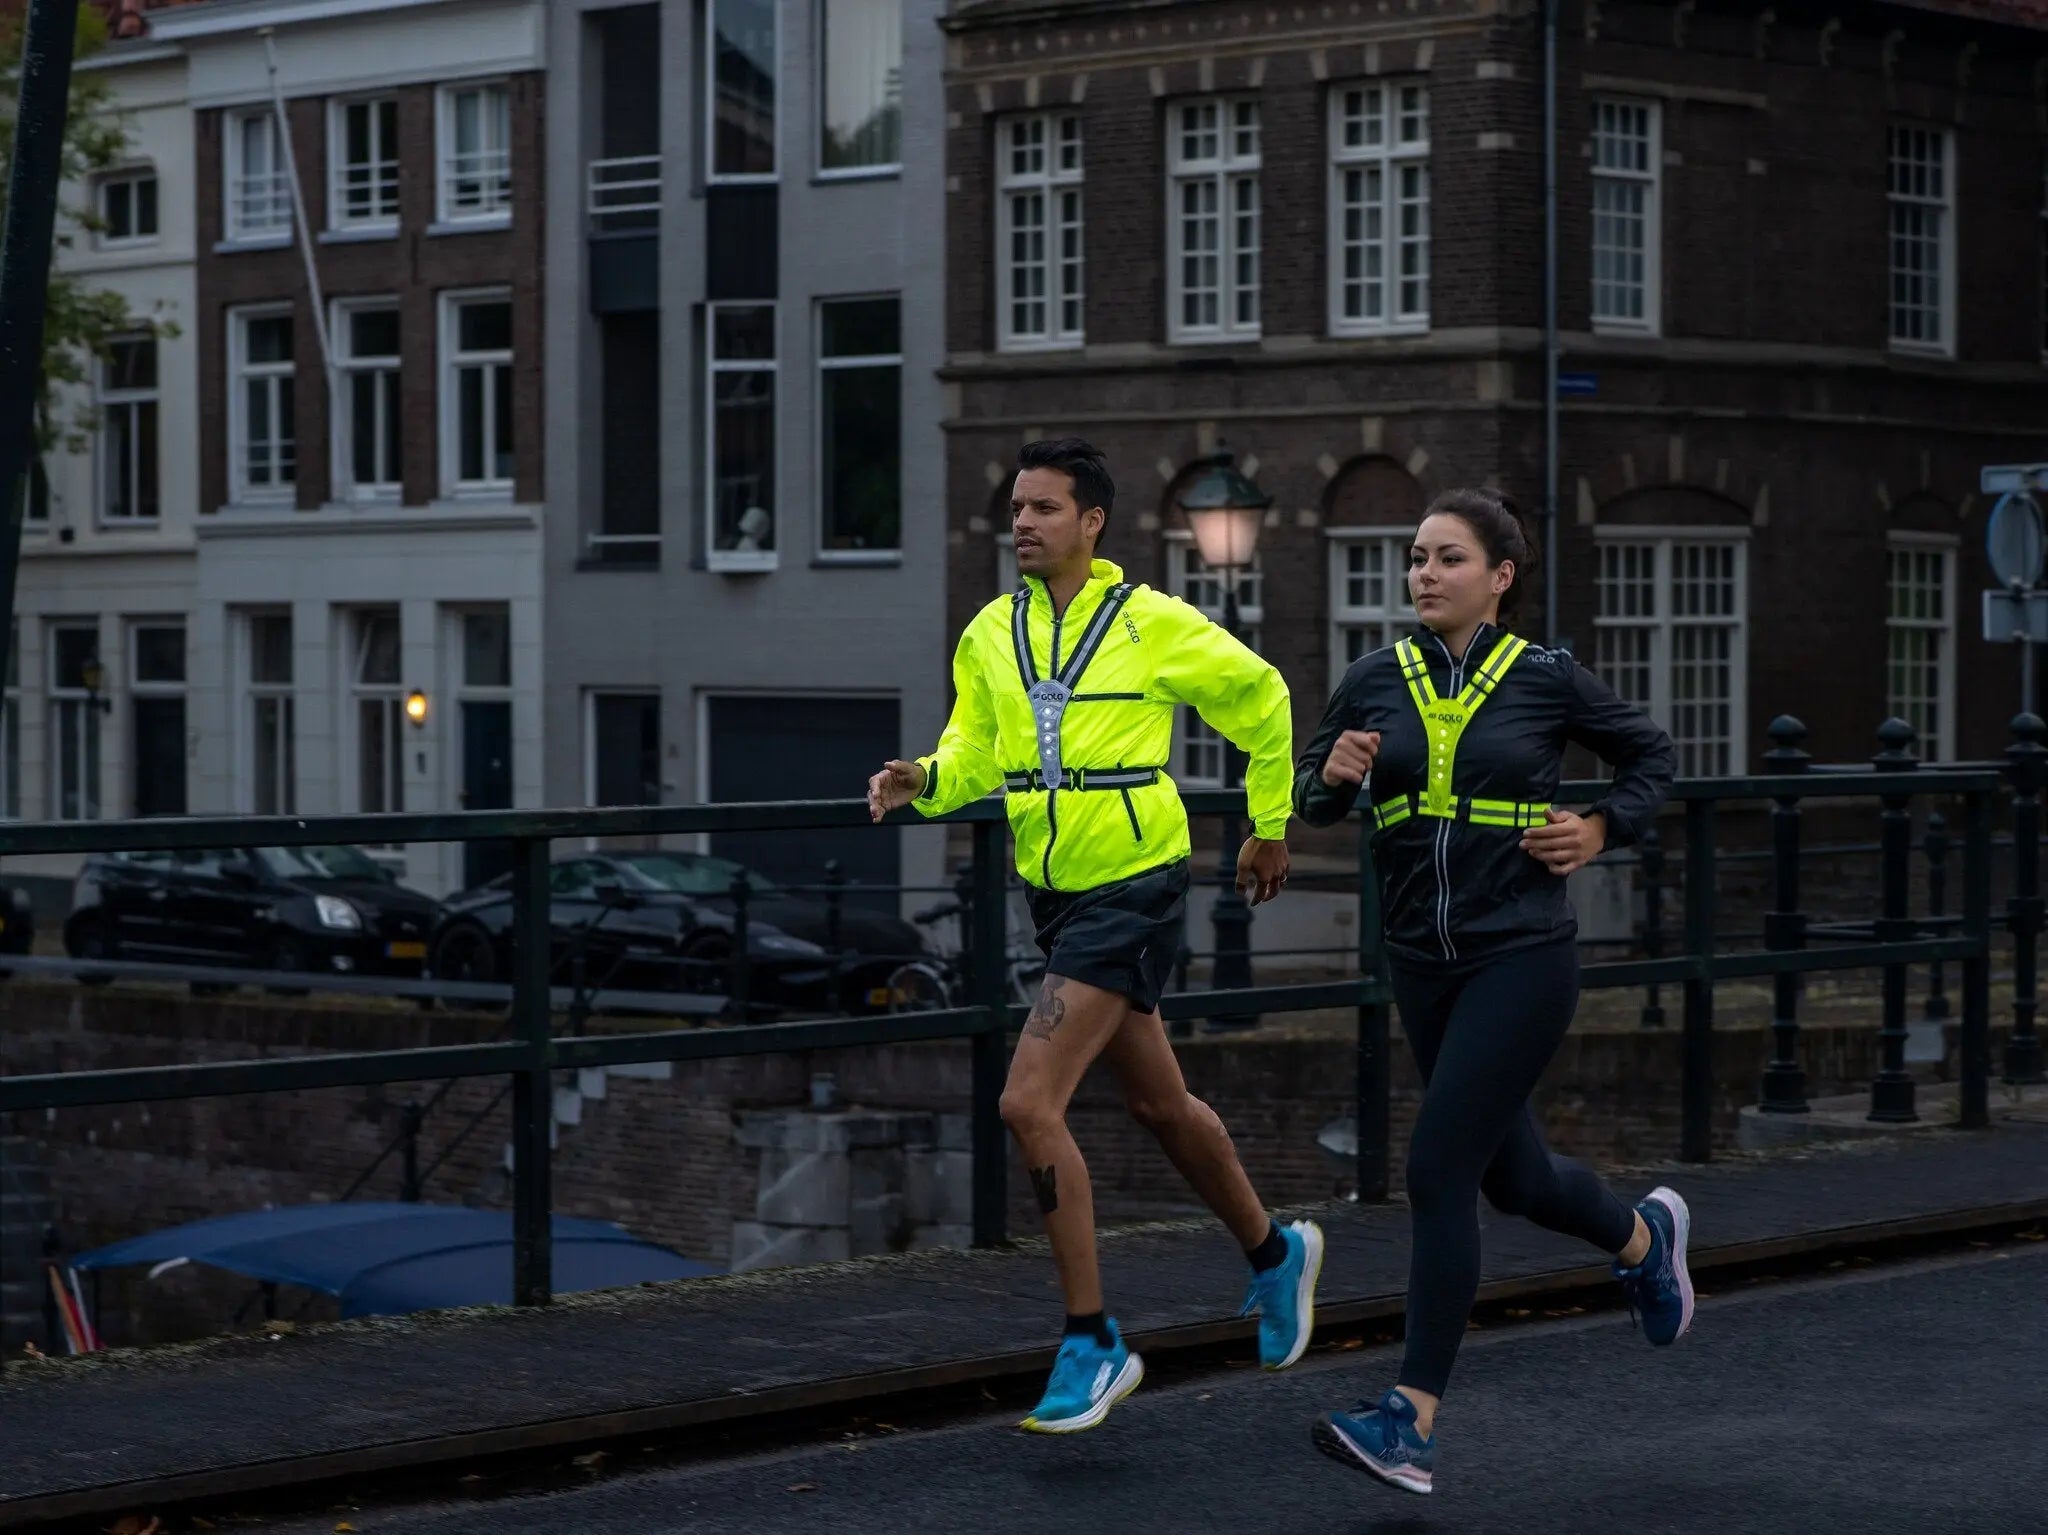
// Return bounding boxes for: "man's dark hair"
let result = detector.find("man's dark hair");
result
[1017,437,1115,544]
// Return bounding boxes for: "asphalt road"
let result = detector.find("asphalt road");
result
[259,1244,2048,1535]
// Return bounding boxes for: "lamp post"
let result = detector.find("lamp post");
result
[1178,444,1272,1031]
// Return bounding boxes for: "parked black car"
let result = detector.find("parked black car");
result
[63,844,444,979]
[426,850,932,1016]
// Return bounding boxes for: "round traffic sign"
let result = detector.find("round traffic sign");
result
[1987,491,2046,589]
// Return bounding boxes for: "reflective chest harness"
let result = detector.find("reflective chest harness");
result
[1371,633,1552,832]
[1003,582,1161,795]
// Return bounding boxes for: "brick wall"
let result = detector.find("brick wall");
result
[194,75,547,515]
[0,974,1991,1345]
[939,0,2048,772]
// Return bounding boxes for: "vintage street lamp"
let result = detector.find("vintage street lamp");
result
[1177,443,1272,1029]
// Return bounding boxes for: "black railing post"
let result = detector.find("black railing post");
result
[1355,820,1390,1202]
[967,817,1009,1246]
[727,872,751,1019]
[1919,811,1950,1042]
[824,859,844,955]
[400,1100,424,1202]
[1869,718,1920,1124]
[509,836,553,1306]
[1681,797,1718,1162]
[2005,713,2047,1085]
[1639,825,1665,1027]
[1961,788,1993,1129]
[1759,716,1810,1114]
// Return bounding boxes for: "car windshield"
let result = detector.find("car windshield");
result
[254,845,389,882]
[618,853,778,897]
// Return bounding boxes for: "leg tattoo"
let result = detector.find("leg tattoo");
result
[1029,1164,1059,1214]
[1024,977,1069,1041]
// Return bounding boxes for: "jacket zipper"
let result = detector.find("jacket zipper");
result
[1119,787,1144,843]
[1041,605,1066,889]
[1429,631,1472,962]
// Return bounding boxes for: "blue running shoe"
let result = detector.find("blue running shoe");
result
[1241,1218,1324,1370]
[1018,1320,1144,1434]
[1614,1185,1694,1345]
[1312,1389,1436,1495]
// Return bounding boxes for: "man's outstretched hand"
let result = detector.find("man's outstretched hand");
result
[1237,836,1290,906]
[867,760,928,823]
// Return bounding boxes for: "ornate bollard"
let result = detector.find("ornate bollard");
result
[1869,718,1920,1123]
[2006,714,2047,1084]
[1910,812,1950,1064]
[1759,716,1810,1113]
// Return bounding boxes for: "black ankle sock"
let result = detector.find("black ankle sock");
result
[1064,1311,1115,1347]
[1248,1220,1289,1273]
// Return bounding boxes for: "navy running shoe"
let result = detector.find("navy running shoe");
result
[1019,1320,1144,1434]
[1614,1185,1694,1345]
[1241,1218,1324,1370]
[1313,1388,1436,1495]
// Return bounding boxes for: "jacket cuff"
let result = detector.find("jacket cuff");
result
[1585,799,1632,849]
[915,757,940,805]
[1251,810,1291,840]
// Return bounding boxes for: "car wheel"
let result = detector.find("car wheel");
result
[68,917,117,987]
[264,936,313,998]
[431,922,505,1011]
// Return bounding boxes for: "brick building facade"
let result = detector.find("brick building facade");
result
[939,0,2048,792]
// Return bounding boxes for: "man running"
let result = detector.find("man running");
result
[867,437,1321,1433]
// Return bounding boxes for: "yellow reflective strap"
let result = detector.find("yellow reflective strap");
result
[1373,796,1416,830]
[1394,637,1437,712]
[1458,634,1528,709]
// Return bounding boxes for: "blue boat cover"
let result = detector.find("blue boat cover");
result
[71,1202,718,1317]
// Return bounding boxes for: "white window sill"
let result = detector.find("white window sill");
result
[1888,339,1956,361]
[320,224,400,245]
[92,516,166,531]
[96,236,160,253]
[814,164,901,184]
[1591,319,1662,339]
[339,487,403,504]
[815,549,903,567]
[216,233,292,254]
[427,215,511,237]
[708,174,779,188]
[707,550,778,574]
[442,482,516,501]
[997,337,1087,355]
[1167,330,1265,348]
[1328,319,1433,340]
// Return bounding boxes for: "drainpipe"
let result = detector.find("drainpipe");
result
[1542,0,1561,648]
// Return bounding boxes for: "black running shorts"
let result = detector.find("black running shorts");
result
[1024,859,1190,1014]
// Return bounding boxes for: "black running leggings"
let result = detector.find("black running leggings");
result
[1389,939,1637,1399]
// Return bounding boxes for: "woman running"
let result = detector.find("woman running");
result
[1294,488,1690,1495]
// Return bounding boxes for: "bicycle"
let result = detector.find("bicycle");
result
[885,885,1045,1015]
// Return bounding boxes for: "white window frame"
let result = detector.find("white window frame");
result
[96,166,159,249]
[705,300,778,573]
[1886,534,1958,763]
[223,107,292,245]
[334,297,402,502]
[128,620,187,817]
[1591,97,1661,335]
[1327,82,1430,337]
[1326,530,1413,694]
[436,81,512,227]
[96,334,159,525]
[47,621,104,823]
[244,610,295,816]
[344,607,405,818]
[227,304,296,504]
[1167,97,1262,344]
[995,112,1085,352]
[817,0,901,179]
[1165,532,1263,785]
[1591,528,1750,777]
[816,295,901,560]
[328,95,400,233]
[1887,124,1955,356]
[439,288,514,497]
[706,0,778,185]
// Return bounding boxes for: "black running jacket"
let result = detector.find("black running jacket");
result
[1294,623,1676,971]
